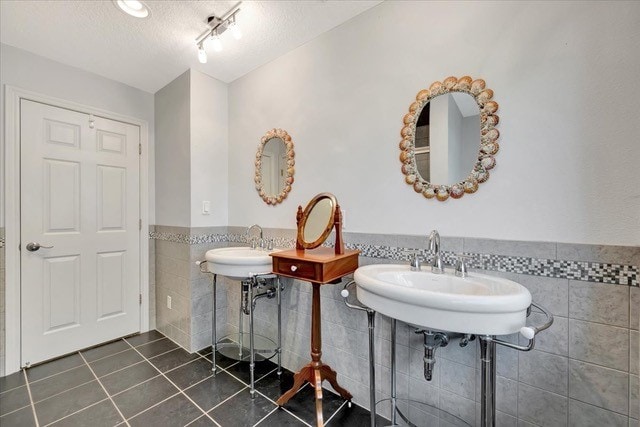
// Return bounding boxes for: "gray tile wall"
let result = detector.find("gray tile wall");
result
[151,228,640,426]
[148,228,156,331]
[0,227,5,377]
[155,225,193,349]
[154,225,229,352]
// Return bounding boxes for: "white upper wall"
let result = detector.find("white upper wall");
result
[190,70,229,227]
[0,43,156,225]
[228,1,640,246]
[155,70,191,227]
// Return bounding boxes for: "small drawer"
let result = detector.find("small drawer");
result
[276,258,318,281]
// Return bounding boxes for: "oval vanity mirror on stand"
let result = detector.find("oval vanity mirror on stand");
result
[269,192,358,420]
[296,192,344,254]
[255,128,295,205]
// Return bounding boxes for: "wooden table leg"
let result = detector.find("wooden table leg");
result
[276,365,312,405]
[276,283,352,427]
[314,368,324,426]
[319,364,352,401]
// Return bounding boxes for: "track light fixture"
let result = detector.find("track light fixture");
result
[195,2,242,62]
[197,43,207,64]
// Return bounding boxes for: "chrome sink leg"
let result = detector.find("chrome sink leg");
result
[276,276,282,376]
[249,277,256,398]
[239,283,245,359]
[479,336,496,427]
[391,318,397,426]
[212,274,217,373]
[367,311,376,427]
[341,280,377,427]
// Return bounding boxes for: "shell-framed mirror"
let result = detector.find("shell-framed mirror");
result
[254,128,295,205]
[296,192,344,254]
[399,76,500,201]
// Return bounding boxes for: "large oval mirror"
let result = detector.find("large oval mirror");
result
[297,193,337,250]
[399,76,500,201]
[255,128,295,205]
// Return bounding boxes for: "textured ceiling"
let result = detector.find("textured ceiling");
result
[0,0,382,93]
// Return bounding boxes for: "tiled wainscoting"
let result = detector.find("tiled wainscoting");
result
[0,227,5,377]
[152,225,639,427]
[153,226,229,352]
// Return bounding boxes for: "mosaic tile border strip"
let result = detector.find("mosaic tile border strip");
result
[150,231,229,244]
[149,232,638,287]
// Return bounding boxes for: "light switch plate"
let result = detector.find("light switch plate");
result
[202,201,211,215]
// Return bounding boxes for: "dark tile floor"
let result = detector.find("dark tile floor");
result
[0,330,384,427]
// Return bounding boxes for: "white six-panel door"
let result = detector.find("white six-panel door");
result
[20,100,140,366]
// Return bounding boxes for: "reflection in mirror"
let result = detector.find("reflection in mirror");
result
[303,198,334,243]
[260,137,286,195]
[414,93,480,184]
[255,129,295,205]
[399,76,500,201]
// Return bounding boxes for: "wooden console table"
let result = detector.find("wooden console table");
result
[271,247,359,427]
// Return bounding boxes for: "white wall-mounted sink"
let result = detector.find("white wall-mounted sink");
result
[354,264,532,335]
[205,247,281,280]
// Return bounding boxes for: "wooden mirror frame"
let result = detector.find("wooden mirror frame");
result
[296,192,344,254]
[399,76,500,201]
[254,128,295,205]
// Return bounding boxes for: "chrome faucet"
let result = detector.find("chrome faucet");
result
[428,230,444,274]
[409,253,421,271]
[455,254,472,278]
[246,224,263,249]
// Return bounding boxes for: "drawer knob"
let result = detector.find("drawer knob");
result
[290,265,298,272]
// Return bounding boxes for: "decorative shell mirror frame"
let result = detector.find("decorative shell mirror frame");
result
[399,76,500,201]
[255,128,295,205]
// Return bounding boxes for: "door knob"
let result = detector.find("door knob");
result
[25,242,53,252]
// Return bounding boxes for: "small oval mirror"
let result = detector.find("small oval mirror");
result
[255,128,295,205]
[297,193,337,250]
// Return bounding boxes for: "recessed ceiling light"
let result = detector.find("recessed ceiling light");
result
[114,0,150,19]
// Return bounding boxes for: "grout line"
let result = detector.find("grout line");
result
[568,316,633,330]
[186,364,246,393]
[26,362,87,385]
[41,398,111,427]
[252,406,279,427]
[124,335,167,348]
[109,373,163,397]
[122,391,182,421]
[78,352,130,426]
[81,342,133,364]
[31,377,97,404]
[224,365,278,388]
[99,359,154,380]
[324,400,348,426]
[567,394,631,418]
[205,386,247,414]
[161,355,216,377]
[28,335,140,385]
[140,343,187,361]
[0,404,32,418]
[23,369,41,427]
[123,339,221,426]
[254,389,312,427]
[184,414,216,427]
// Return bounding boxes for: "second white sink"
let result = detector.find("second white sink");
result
[354,264,532,335]
[205,247,279,280]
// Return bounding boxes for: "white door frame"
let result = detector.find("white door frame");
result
[4,85,150,375]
